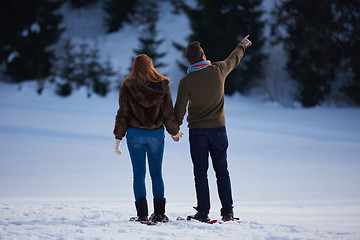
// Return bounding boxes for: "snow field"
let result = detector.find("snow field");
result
[1,199,359,240]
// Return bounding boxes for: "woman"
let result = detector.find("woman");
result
[113,54,183,223]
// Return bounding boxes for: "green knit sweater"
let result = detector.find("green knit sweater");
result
[174,43,247,129]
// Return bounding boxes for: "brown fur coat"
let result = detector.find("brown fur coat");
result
[113,79,179,140]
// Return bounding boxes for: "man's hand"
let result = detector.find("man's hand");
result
[171,131,184,142]
[240,35,252,47]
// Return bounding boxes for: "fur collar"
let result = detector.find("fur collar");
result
[124,79,169,108]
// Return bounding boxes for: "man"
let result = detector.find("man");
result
[173,35,252,222]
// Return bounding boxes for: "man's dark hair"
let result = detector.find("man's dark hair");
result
[185,41,205,65]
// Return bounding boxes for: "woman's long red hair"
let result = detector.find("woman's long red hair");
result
[125,54,169,84]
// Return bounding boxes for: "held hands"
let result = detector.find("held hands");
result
[114,139,122,155]
[240,35,252,47]
[171,131,184,142]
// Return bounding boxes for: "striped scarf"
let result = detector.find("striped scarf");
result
[187,60,212,74]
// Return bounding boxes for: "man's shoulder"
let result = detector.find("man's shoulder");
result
[179,74,192,84]
[181,66,222,83]
[211,61,225,69]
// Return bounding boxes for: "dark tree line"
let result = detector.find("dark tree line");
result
[0,0,359,106]
[0,0,165,96]
[272,0,360,106]
[173,0,267,95]
[103,0,139,33]
[0,0,64,84]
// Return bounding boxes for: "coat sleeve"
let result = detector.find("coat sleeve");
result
[162,82,180,136]
[216,43,247,76]
[174,79,189,126]
[113,83,131,140]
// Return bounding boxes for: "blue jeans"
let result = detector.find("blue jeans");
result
[189,126,233,214]
[126,136,165,201]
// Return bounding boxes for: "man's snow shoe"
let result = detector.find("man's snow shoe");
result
[187,207,210,223]
[186,214,210,223]
[221,209,234,221]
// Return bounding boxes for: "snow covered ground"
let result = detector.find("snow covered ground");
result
[1,198,359,240]
[1,82,360,239]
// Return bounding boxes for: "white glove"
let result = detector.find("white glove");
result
[114,139,122,155]
[172,131,184,142]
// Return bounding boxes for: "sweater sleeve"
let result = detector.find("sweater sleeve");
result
[113,84,130,140]
[174,79,189,126]
[162,83,180,136]
[216,42,247,76]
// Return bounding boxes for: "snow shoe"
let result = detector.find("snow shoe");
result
[135,198,148,222]
[149,213,169,223]
[149,198,169,223]
[187,208,210,223]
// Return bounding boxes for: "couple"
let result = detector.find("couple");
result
[113,35,252,223]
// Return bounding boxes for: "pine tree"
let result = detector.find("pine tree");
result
[54,40,114,97]
[103,0,139,33]
[272,0,348,107]
[70,0,98,8]
[59,40,77,82]
[0,0,64,83]
[87,44,111,97]
[56,39,76,96]
[133,1,166,69]
[337,1,360,105]
[175,0,266,95]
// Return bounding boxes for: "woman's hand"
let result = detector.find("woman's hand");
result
[172,131,184,142]
[114,139,122,155]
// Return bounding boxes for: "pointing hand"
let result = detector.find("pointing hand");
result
[240,35,252,47]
